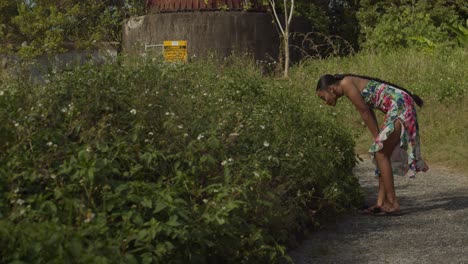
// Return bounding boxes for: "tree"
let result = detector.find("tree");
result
[267,0,295,78]
[0,0,146,59]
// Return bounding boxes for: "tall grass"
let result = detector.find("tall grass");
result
[290,48,468,171]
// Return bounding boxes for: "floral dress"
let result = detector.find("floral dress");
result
[361,80,429,178]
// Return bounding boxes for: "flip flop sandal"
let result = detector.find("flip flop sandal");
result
[358,205,380,215]
[371,208,404,216]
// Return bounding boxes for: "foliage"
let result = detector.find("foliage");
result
[293,1,330,34]
[0,56,363,263]
[0,0,146,59]
[446,20,468,47]
[357,0,467,51]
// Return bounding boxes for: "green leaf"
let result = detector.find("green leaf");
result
[153,202,167,213]
[141,197,152,208]
[166,215,181,227]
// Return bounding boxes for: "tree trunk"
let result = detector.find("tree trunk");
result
[284,28,290,78]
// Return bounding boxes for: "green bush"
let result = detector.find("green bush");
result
[357,0,465,51]
[0,57,363,263]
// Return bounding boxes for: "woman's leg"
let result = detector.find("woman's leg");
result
[376,177,386,208]
[374,120,402,212]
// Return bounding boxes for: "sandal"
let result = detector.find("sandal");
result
[358,205,380,215]
[371,207,405,216]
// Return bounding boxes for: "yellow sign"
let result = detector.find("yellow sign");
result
[163,41,187,62]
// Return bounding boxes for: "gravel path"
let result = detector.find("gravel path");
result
[289,158,468,264]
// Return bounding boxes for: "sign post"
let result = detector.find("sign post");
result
[163,41,188,63]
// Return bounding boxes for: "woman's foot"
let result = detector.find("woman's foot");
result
[371,207,405,216]
[380,201,400,213]
[371,201,402,216]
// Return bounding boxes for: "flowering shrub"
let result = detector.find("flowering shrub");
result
[0,57,363,263]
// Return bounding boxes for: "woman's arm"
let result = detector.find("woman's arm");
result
[341,80,380,138]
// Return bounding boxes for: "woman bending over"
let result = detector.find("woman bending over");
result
[316,74,429,215]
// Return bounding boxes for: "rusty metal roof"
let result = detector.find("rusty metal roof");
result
[146,0,266,12]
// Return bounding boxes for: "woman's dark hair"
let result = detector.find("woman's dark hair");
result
[316,73,424,107]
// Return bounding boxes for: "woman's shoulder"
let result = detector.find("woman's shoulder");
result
[342,76,370,93]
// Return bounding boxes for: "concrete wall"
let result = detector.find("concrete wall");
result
[122,12,280,61]
[1,48,117,83]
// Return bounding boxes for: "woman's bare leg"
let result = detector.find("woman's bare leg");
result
[376,177,386,208]
[374,120,402,212]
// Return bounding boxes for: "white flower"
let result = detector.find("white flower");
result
[285,153,290,157]
[148,132,154,136]
[197,134,204,140]
[260,125,265,130]
[165,112,170,116]
[221,160,227,166]
[84,212,95,223]
[177,125,183,129]
[0,91,4,96]
[183,133,189,137]
[144,139,150,143]
[202,199,208,204]
[61,108,67,113]
[46,141,53,147]
[14,122,19,127]
[263,141,270,147]
[228,158,234,162]
[130,109,137,115]
[254,172,260,178]
[16,199,25,205]
[148,103,153,107]
[86,147,92,152]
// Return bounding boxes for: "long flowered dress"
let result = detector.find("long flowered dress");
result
[361,80,429,178]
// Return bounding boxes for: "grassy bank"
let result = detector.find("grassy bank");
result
[290,48,468,171]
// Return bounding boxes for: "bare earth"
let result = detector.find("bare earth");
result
[289,158,468,264]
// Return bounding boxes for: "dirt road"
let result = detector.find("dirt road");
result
[289,159,468,264]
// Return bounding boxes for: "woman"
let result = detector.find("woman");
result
[316,74,429,216]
